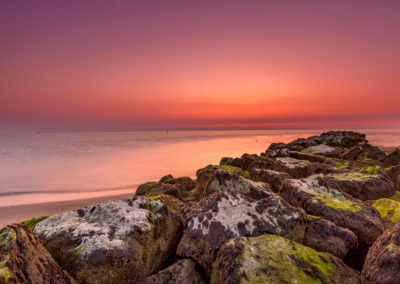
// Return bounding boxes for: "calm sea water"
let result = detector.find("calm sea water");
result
[0,129,399,206]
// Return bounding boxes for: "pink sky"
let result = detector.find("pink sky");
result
[1,0,399,130]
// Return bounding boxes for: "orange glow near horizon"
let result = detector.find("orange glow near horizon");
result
[1,1,399,130]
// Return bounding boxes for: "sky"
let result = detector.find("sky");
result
[1,0,399,130]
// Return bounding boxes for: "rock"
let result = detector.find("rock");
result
[270,147,290,158]
[322,172,395,200]
[143,259,204,284]
[176,191,307,277]
[203,169,274,200]
[250,168,290,192]
[304,216,358,259]
[288,136,322,149]
[280,175,383,250]
[135,175,196,201]
[0,224,73,284]
[366,150,387,161]
[289,151,326,163]
[342,146,363,160]
[276,157,311,178]
[372,198,400,229]
[267,142,287,151]
[210,234,360,284]
[306,162,337,176]
[382,148,400,167]
[385,165,400,189]
[223,154,274,171]
[319,131,367,148]
[34,196,183,283]
[304,144,342,157]
[362,223,400,284]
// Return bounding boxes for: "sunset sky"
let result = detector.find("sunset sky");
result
[1,0,399,130]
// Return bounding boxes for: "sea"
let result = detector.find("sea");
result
[0,129,399,207]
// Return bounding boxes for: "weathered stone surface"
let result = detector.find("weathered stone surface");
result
[135,175,196,201]
[385,165,400,190]
[306,162,339,176]
[366,150,387,161]
[276,157,311,178]
[34,196,182,283]
[304,216,358,259]
[0,224,73,284]
[210,234,360,284]
[304,144,342,157]
[204,169,273,199]
[143,259,204,284]
[322,172,395,201]
[221,153,274,171]
[342,146,363,160]
[382,148,400,167]
[372,198,400,230]
[280,175,383,250]
[362,223,400,284]
[319,131,367,148]
[267,142,287,151]
[289,150,326,163]
[250,168,290,192]
[176,191,307,277]
[270,147,290,158]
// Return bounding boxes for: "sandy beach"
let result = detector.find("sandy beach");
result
[0,193,134,227]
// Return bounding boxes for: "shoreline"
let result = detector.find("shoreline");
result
[0,192,134,227]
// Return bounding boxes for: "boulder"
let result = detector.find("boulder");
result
[135,175,196,201]
[34,196,183,283]
[382,148,400,167]
[289,150,326,163]
[385,165,400,189]
[204,169,273,199]
[143,259,205,284]
[319,131,367,148]
[280,175,383,250]
[222,154,273,171]
[366,150,387,161]
[176,191,307,277]
[362,223,400,284]
[250,168,290,192]
[0,224,73,284]
[210,234,360,284]
[322,172,395,200]
[276,157,311,178]
[342,146,363,160]
[372,198,400,230]
[304,216,358,259]
[267,142,287,151]
[270,147,290,158]
[304,144,342,157]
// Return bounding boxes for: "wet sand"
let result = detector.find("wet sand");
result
[0,193,134,228]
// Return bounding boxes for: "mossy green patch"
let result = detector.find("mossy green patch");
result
[334,161,349,169]
[148,195,182,211]
[240,171,250,179]
[21,216,49,229]
[389,148,400,155]
[389,191,400,202]
[0,254,14,282]
[315,191,363,213]
[372,198,400,224]
[356,166,381,175]
[234,234,335,284]
[330,172,372,182]
[387,243,399,252]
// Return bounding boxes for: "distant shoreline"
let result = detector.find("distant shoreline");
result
[0,192,133,227]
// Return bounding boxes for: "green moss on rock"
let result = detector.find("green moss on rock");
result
[389,191,400,202]
[21,216,49,229]
[372,198,400,227]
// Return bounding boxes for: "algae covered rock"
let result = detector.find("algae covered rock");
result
[204,169,273,200]
[276,157,311,178]
[372,198,400,229]
[362,223,400,284]
[382,148,400,167]
[210,234,360,284]
[304,144,342,157]
[34,196,182,283]
[280,175,383,250]
[385,165,400,189]
[0,224,73,284]
[176,191,307,277]
[322,172,395,201]
[289,150,326,163]
[143,259,204,284]
[135,175,196,201]
[304,216,358,259]
[341,146,363,160]
[250,168,290,192]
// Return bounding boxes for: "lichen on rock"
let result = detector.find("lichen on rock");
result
[210,234,360,284]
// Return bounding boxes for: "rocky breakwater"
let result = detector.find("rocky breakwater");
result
[1,130,399,283]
